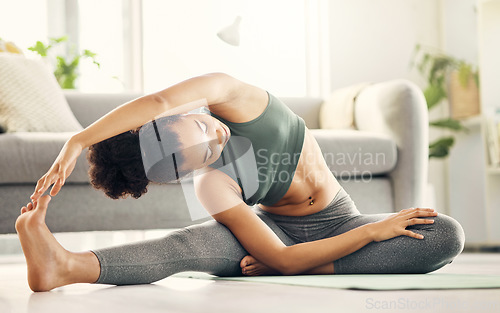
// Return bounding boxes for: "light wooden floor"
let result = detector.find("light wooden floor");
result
[1,252,500,313]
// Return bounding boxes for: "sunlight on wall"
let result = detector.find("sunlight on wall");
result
[142,0,307,96]
[1,0,307,95]
[0,0,48,50]
[78,0,126,92]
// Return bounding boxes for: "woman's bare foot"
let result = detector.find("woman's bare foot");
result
[15,195,100,292]
[240,255,281,276]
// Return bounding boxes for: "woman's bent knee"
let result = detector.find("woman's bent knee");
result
[417,214,465,273]
[434,214,465,259]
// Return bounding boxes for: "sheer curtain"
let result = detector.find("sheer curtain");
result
[142,0,307,96]
[0,0,48,51]
[2,0,309,96]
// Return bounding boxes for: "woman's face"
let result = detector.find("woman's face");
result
[171,113,231,171]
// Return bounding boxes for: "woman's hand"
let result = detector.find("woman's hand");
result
[30,136,84,201]
[367,207,438,242]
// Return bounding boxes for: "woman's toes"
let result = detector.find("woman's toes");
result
[32,196,51,219]
[37,195,51,211]
[252,269,264,276]
[27,203,33,211]
[244,268,256,275]
[21,207,27,214]
[242,263,257,275]
[240,255,255,268]
[247,269,259,276]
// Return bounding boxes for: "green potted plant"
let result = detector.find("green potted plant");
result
[28,36,100,89]
[411,44,480,158]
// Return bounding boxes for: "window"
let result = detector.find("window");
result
[0,0,48,51]
[3,0,309,96]
[142,0,307,96]
[77,0,126,92]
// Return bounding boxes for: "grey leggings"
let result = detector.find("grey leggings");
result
[91,187,465,285]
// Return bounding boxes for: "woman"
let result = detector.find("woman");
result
[19,73,464,292]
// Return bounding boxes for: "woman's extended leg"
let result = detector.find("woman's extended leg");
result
[16,196,299,290]
[92,212,296,285]
[331,212,466,274]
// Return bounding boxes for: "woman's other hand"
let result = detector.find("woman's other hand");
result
[30,136,84,201]
[368,207,438,242]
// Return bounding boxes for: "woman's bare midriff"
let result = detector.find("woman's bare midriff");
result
[258,128,341,216]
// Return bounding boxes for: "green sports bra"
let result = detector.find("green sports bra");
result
[209,91,305,206]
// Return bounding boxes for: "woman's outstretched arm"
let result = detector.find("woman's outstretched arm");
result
[31,73,240,200]
[73,72,239,149]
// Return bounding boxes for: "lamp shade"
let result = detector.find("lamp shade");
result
[217,16,242,46]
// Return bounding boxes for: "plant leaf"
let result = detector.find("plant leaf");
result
[82,49,96,58]
[419,53,431,75]
[458,62,472,87]
[69,56,80,69]
[424,84,446,109]
[430,136,454,148]
[429,118,467,131]
[429,136,455,158]
[82,49,100,68]
[28,41,50,57]
[49,36,68,44]
[428,57,453,84]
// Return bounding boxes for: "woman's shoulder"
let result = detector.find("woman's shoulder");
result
[193,167,240,193]
[192,167,245,216]
[208,79,269,124]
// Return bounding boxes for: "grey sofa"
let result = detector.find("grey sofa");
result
[0,79,428,234]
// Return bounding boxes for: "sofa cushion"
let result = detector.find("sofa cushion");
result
[0,54,83,132]
[310,129,397,177]
[280,97,323,129]
[340,178,395,213]
[65,92,143,128]
[319,83,371,130]
[0,129,397,185]
[0,132,90,184]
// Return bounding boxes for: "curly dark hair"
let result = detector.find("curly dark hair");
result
[87,115,189,200]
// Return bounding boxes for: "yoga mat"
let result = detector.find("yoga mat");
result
[171,272,500,290]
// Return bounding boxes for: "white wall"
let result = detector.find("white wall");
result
[325,0,481,217]
[141,0,307,96]
[444,0,500,244]
[0,0,48,50]
[326,0,448,212]
[328,0,441,90]
[440,0,478,65]
[435,0,479,221]
[440,0,483,241]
